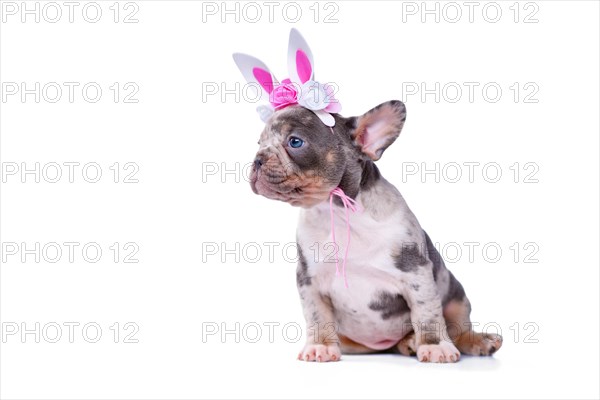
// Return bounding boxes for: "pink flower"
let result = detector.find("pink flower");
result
[269,79,299,110]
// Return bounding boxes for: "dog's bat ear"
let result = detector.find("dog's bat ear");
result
[351,100,407,161]
[232,53,278,103]
[288,28,314,85]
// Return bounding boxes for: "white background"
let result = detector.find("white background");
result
[1,1,599,399]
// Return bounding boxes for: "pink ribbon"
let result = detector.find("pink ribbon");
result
[329,187,360,288]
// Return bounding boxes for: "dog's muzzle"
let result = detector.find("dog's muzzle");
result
[250,153,329,207]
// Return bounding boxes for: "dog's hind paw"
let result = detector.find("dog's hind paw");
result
[456,332,503,356]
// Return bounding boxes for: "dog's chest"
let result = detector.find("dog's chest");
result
[297,203,417,344]
[297,202,411,275]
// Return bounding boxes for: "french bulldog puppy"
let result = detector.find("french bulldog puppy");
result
[250,102,503,363]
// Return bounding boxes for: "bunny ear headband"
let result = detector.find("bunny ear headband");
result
[233,28,341,127]
[233,29,357,288]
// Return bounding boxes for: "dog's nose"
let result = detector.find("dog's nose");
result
[254,157,263,170]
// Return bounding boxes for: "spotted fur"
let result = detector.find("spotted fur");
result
[250,101,502,362]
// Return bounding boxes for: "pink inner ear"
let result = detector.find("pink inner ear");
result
[252,67,274,93]
[296,50,312,83]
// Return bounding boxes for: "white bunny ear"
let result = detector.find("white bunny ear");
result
[232,53,279,103]
[288,28,314,85]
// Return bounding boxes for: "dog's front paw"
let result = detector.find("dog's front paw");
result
[298,343,341,362]
[417,341,460,363]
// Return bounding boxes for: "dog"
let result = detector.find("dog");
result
[235,29,502,363]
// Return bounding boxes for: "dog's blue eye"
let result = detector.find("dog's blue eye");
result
[288,137,304,148]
